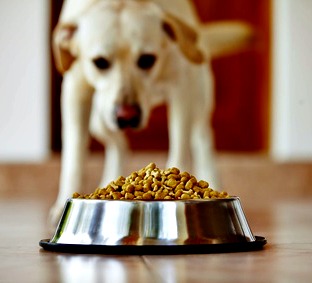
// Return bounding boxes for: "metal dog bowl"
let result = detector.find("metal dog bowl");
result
[40,197,266,254]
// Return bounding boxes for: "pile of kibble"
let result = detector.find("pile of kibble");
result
[73,162,229,200]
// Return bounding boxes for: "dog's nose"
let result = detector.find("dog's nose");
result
[115,104,142,129]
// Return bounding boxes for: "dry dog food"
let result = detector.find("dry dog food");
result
[73,163,229,200]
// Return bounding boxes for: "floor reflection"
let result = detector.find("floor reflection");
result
[56,255,146,283]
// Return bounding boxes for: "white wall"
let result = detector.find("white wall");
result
[0,0,50,162]
[271,0,312,160]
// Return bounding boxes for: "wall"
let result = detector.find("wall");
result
[0,0,50,161]
[271,0,312,160]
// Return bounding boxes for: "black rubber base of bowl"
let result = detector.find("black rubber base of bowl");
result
[39,236,266,255]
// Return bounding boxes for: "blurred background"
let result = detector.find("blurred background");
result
[1,3,312,280]
[0,0,311,162]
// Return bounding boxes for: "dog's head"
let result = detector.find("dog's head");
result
[53,1,204,130]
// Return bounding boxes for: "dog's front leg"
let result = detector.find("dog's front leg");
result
[191,119,220,189]
[166,90,192,173]
[190,67,220,189]
[100,132,128,186]
[49,63,93,226]
[89,110,128,187]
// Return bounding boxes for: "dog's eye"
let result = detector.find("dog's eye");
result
[137,54,157,70]
[93,57,111,70]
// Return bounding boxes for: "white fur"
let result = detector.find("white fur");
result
[49,0,253,225]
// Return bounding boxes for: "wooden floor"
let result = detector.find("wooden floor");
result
[1,152,312,282]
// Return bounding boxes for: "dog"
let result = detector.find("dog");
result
[49,0,253,225]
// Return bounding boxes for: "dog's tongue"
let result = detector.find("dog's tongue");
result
[115,104,141,129]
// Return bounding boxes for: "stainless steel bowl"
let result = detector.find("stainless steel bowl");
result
[49,197,256,246]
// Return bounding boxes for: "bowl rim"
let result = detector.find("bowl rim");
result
[68,196,240,203]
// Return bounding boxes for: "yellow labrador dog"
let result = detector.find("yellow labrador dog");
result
[50,0,252,224]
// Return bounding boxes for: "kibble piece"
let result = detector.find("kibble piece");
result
[134,191,144,197]
[166,178,178,188]
[169,167,180,175]
[198,180,209,188]
[185,179,195,190]
[143,192,153,200]
[175,183,185,191]
[134,176,143,184]
[181,193,191,200]
[143,183,152,192]
[146,162,157,170]
[175,190,183,198]
[112,192,122,200]
[115,176,125,186]
[181,171,191,179]
[125,193,134,200]
[203,190,210,198]
[125,184,135,193]
[73,192,80,198]
[155,191,167,199]
[220,191,229,197]
[193,186,201,193]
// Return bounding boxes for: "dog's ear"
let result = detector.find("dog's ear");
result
[199,21,255,58]
[52,24,77,73]
[162,14,204,64]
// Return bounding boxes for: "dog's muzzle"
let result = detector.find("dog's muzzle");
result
[115,104,142,129]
